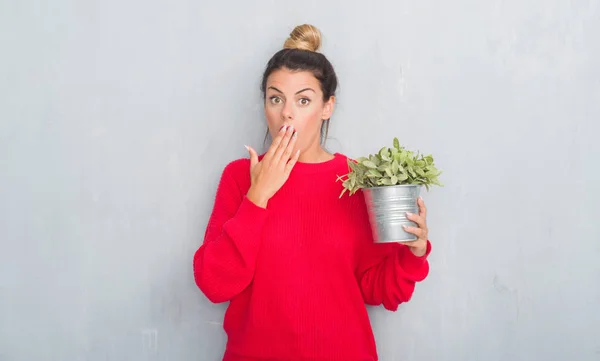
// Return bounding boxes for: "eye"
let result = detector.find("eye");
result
[298,98,310,106]
[269,96,282,105]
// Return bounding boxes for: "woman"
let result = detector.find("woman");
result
[193,24,432,361]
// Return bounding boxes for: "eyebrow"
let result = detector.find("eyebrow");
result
[268,86,316,95]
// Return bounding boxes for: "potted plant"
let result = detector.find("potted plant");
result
[337,137,443,243]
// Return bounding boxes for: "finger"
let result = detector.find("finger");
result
[246,145,259,168]
[264,125,287,160]
[273,125,294,165]
[285,148,301,175]
[402,225,426,239]
[418,196,427,218]
[280,130,298,167]
[405,212,427,230]
[398,238,427,249]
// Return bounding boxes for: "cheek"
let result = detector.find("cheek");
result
[306,105,322,119]
[264,105,281,132]
[294,108,323,142]
[302,105,324,130]
[293,101,321,121]
[264,103,278,119]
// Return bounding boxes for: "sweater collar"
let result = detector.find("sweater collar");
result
[291,152,347,175]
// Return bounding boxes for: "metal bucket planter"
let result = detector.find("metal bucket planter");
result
[362,184,422,243]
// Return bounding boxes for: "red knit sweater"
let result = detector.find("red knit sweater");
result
[193,152,431,361]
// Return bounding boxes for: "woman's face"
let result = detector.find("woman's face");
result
[264,68,334,153]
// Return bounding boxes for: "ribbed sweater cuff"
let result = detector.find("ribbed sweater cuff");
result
[234,196,269,228]
[221,196,270,264]
[400,240,431,274]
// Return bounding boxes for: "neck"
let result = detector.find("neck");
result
[298,144,334,164]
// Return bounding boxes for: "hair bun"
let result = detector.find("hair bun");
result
[283,24,322,52]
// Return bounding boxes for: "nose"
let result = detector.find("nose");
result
[281,102,294,121]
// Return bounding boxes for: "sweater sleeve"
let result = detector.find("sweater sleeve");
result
[193,162,269,303]
[355,237,432,311]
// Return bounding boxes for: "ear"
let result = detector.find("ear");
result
[321,96,336,120]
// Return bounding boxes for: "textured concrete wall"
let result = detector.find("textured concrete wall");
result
[1,0,599,360]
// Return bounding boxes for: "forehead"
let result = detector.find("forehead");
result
[266,68,322,93]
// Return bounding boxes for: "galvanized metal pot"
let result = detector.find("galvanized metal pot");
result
[362,184,422,243]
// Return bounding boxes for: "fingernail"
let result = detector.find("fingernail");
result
[280,125,287,132]
[292,131,297,138]
[287,125,294,133]
[244,145,249,151]
[406,212,413,217]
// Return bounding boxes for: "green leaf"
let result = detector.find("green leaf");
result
[369,155,381,166]
[379,147,390,161]
[399,152,407,163]
[393,137,400,150]
[367,169,383,178]
[408,167,417,178]
[379,178,393,186]
[424,155,434,165]
[391,160,399,174]
[362,160,377,169]
[391,175,398,184]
